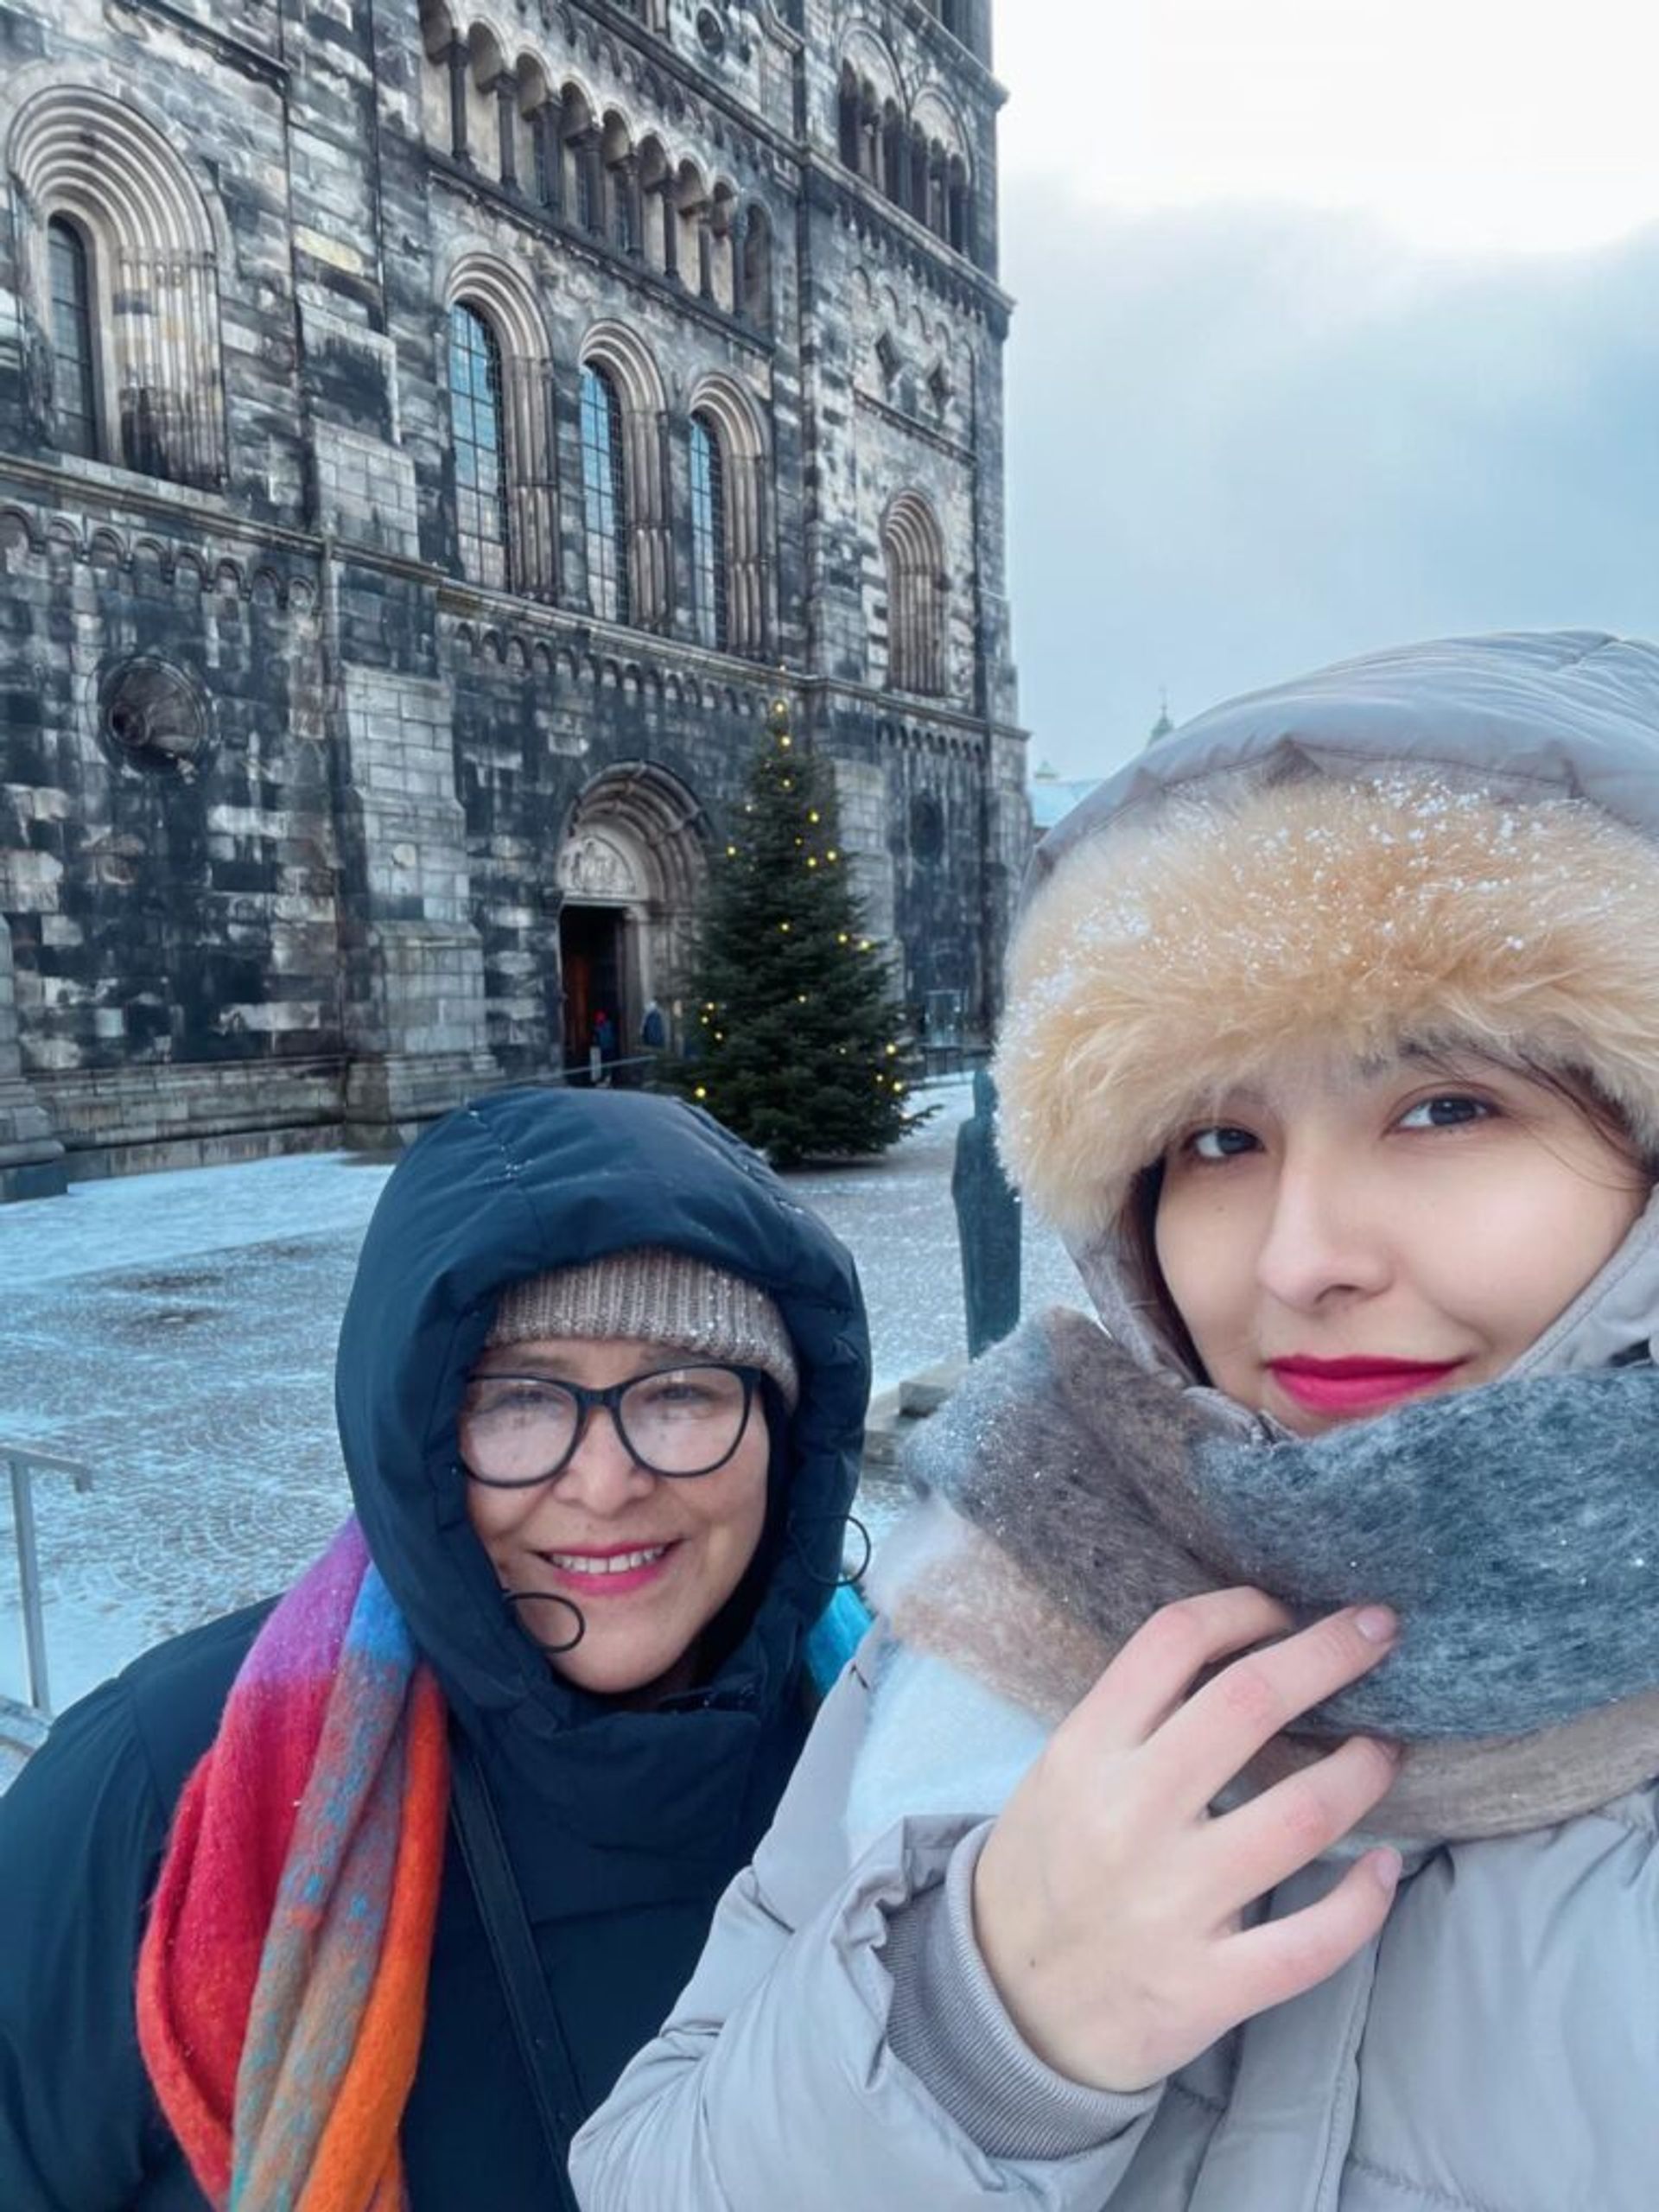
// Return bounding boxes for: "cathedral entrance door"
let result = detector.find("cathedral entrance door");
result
[552,763,709,1084]
[558,903,626,1081]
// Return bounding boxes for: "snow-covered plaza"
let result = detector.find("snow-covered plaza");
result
[0,1081,1084,1719]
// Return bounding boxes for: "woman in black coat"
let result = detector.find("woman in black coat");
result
[0,1086,869,2209]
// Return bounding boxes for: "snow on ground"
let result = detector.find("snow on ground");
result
[0,1080,1086,1715]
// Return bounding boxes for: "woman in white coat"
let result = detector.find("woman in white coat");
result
[572,630,1659,2212]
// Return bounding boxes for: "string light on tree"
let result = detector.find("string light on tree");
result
[666,695,927,1166]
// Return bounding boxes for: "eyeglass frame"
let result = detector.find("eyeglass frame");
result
[458,1360,768,1487]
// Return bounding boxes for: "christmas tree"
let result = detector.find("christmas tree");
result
[671,699,927,1167]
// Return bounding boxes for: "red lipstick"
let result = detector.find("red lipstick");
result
[1268,1355,1465,1418]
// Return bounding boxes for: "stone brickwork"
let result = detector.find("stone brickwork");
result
[0,0,1024,1185]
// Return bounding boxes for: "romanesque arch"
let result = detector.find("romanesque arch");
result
[580,321,670,629]
[443,250,558,593]
[9,85,227,486]
[552,760,707,1061]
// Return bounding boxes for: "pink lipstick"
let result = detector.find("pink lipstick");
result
[1268,1355,1465,1417]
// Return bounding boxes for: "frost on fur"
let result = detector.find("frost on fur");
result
[995,775,1659,1245]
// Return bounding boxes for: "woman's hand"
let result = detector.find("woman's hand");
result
[971,1587,1402,2094]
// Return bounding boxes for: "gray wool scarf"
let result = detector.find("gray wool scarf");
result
[884,1309,1659,1840]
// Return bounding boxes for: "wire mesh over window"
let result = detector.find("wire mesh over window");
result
[581,363,630,624]
[48,217,99,460]
[448,302,511,588]
[689,413,728,652]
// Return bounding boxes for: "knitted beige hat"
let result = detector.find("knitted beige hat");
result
[486,1247,799,1409]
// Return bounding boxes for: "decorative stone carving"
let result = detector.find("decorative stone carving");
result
[95,656,212,778]
[556,830,641,899]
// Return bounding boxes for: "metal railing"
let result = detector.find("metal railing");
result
[3,1446,93,1722]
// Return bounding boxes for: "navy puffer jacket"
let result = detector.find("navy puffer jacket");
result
[0,1087,869,2209]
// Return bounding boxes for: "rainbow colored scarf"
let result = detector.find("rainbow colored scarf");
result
[137,1520,450,2211]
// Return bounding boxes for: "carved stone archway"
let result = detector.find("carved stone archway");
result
[552,760,707,1059]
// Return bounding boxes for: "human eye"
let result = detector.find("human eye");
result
[1396,1092,1495,1132]
[633,1370,715,1410]
[632,1367,735,1419]
[1181,1124,1260,1164]
[467,1376,563,1420]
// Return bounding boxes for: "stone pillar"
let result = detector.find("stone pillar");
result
[495,76,518,191]
[0,918,66,1202]
[448,38,470,163]
[696,209,715,302]
[536,98,563,213]
[658,178,679,283]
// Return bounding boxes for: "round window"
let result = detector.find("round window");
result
[97,656,211,777]
[696,7,726,56]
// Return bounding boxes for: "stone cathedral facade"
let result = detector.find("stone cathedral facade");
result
[0,0,1023,1195]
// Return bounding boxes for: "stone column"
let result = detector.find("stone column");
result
[535,96,563,213]
[0,918,66,1201]
[495,76,518,191]
[447,38,470,162]
[658,177,680,282]
[696,208,715,302]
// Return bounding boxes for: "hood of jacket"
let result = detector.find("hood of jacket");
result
[332,1085,870,1872]
[995,629,1659,1383]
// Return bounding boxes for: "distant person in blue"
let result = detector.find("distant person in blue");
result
[0,1086,868,2210]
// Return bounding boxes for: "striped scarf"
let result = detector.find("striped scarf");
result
[137,1520,450,2211]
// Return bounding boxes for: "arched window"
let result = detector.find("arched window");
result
[689,413,728,652]
[16,87,226,488]
[883,493,947,696]
[448,302,511,587]
[690,378,769,658]
[48,216,99,460]
[837,66,861,169]
[581,363,630,625]
[445,257,558,596]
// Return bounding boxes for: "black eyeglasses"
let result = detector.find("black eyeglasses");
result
[459,1363,764,1486]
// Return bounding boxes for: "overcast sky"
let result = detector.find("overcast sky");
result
[990,4,1659,776]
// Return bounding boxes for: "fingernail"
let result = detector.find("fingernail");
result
[1370,1847,1402,1895]
[1354,1605,1397,1644]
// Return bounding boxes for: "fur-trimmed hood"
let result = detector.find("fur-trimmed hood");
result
[995,630,1659,1367]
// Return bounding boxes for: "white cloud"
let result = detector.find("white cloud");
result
[995,3,1659,253]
